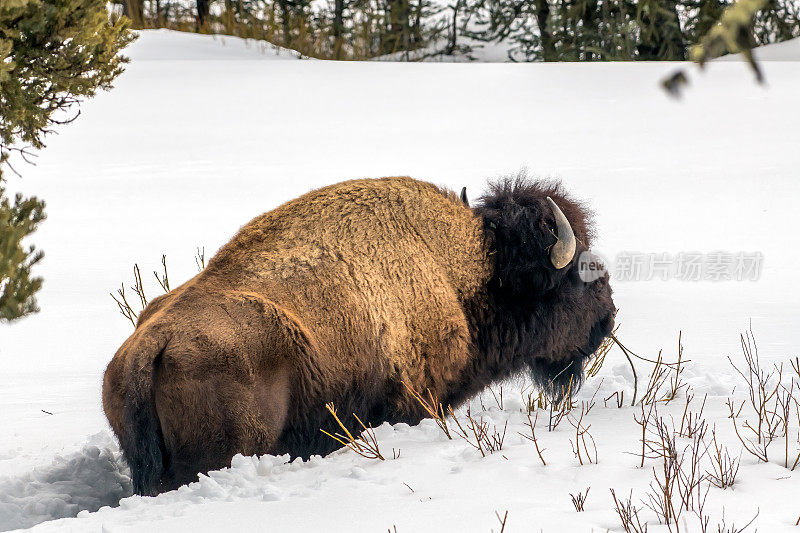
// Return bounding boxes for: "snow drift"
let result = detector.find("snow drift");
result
[0,434,130,531]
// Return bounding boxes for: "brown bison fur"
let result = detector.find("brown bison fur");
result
[103,174,615,495]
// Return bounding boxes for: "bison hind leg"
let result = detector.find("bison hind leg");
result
[153,362,290,492]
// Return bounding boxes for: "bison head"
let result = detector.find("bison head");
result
[474,174,615,397]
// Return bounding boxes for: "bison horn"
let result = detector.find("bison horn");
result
[460,187,469,207]
[545,196,576,269]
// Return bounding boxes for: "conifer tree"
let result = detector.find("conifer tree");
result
[0,0,133,322]
[0,184,45,321]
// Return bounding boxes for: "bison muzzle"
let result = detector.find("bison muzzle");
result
[103,175,615,495]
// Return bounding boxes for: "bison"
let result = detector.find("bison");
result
[103,175,615,495]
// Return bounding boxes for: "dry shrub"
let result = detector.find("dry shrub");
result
[402,380,451,439]
[493,510,508,533]
[568,396,598,465]
[450,406,507,457]
[111,252,202,327]
[570,487,590,512]
[705,428,740,490]
[321,402,385,460]
[726,327,800,468]
[610,489,648,533]
[519,411,547,465]
[611,330,687,407]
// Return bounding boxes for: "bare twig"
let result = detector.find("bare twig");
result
[568,400,598,465]
[195,246,206,271]
[154,254,170,292]
[519,411,547,466]
[610,489,648,533]
[705,427,740,489]
[402,380,451,439]
[493,510,508,533]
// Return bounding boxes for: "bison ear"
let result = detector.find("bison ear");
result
[460,187,469,207]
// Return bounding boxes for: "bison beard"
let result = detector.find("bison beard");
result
[102,174,615,495]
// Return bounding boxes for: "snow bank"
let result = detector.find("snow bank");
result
[0,434,130,532]
[126,29,302,61]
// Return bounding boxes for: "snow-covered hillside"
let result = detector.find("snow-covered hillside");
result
[1,29,799,532]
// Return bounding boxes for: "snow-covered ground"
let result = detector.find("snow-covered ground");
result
[1,30,799,532]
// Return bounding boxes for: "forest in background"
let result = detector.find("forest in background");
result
[0,0,797,323]
[113,0,800,60]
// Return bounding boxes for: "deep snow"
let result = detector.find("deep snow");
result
[1,30,799,532]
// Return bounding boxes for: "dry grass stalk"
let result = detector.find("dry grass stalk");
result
[713,509,759,533]
[726,327,791,464]
[665,332,687,403]
[584,326,616,378]
[612,331,689,407]
[321,402,385,460]
[726,398,769,463]
[131,263,147,310]
[634,405,710,532]
[705,428,740,489]
[677,422,709,518]
[110,262,150,327]
[639,342,686,407]
[111,254,186,327]
[449,406,506,457]
[613,334,639,406]
[678,392,708,439]
[523,388,549,413]
[605,390,625,408]
[610,488,648,533]
[642,417,682,528]
[633,402,657,468]
[111,283,139,327]
[493,510,508,533]
[570,487,590,512]
[519,411,547,465]
[195,246,205,271]
[489,386,504,410]
[568,399,598,465]
[546,375,576,431]
[154,254,170,292]
[402,380,451,439]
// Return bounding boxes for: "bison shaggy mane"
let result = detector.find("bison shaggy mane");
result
[102,174,615,495]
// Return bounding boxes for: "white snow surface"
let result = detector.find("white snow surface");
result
[1,29,800,532]
[124,28,302,60]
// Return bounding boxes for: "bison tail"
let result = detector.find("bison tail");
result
[120,347,167,496]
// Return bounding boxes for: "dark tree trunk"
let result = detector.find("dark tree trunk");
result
[383,0,411,53]
[333,0,345,59]
[534,0,555,61]
[124,0,145,28]
[579,0,598,60]
[196,0,210,29]
[278,0,292,44]
[447,1,459,54]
